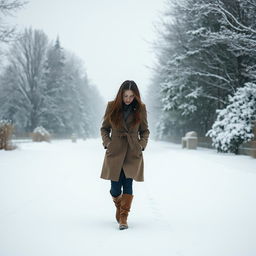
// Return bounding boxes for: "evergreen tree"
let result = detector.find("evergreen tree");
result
[0,29,104,138]
[151,0,256,140]
[41,37,67,135]
[207,82,256,154]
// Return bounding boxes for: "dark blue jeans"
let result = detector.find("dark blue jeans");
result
[110,169,133,197]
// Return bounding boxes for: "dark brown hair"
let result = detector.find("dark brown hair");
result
[106,80,143,128]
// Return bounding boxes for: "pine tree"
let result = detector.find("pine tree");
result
[41,37,67,135]
[1,29,104,138]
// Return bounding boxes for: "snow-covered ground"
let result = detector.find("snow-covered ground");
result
[0,138,255,256]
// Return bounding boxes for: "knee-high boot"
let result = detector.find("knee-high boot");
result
[119,194,134,230]
[112,194,122,223]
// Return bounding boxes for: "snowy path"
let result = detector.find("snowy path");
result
[0,139,255,256]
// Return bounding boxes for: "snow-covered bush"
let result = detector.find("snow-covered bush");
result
[206,83,256,154]
[31,126,51,142]
[0,120,15,150]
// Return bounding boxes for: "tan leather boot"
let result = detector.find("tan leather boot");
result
[119,194,134,230]
[112,194,122,223]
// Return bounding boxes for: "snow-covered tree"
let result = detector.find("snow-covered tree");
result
[152,0,223,139]
[151,0,256,140]
[0,28,104,138]
[206,82,256,154]
[41,42,104,137]
[60,53,89,137]
[41,37,67,135]
[0,28,48,132]
[145,70,164,139]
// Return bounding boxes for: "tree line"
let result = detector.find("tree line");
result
[147,0,256,152]
[0,1,104,138]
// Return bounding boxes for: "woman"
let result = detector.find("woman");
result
[100,80,150,230]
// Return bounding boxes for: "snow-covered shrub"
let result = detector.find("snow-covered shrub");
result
[206,83,256,154]
[0,120,16,150]
[31,126,51,142]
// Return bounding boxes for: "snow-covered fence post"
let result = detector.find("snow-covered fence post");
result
[71,133,77,143]
[182,131,198,149]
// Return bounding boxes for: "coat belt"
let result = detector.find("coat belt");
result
[112,131,138,150]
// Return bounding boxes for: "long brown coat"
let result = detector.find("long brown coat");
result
[100,101,150,182]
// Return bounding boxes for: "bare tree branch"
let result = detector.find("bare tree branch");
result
[246,0,256,8]
[0,0,27,15]
[214,0,256,34]
[0,0,28,42]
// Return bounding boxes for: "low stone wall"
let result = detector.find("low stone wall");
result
[238,140,256,158]
[182,136,256,158]
[197,137,214,149]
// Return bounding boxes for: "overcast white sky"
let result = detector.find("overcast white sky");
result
[11,0,166,102]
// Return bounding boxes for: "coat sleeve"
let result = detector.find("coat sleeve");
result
[100,102,112,149]
[138,104,150,151]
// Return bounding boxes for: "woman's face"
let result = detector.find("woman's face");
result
[123,90,134,105]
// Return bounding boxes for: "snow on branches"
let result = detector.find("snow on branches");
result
[207,82,256,153]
